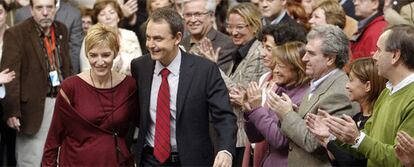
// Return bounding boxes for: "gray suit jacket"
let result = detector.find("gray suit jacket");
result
[15,2,83,74]
[181,28,236,73]
[280,70,359,166]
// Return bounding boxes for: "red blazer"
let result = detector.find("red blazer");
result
[350,16,388,61]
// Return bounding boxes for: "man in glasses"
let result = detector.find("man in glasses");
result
[181,0,236,73]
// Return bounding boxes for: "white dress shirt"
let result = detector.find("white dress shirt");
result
[146,50,181,152]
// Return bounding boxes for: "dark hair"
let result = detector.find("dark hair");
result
[0,0,9,12]
[148,7,184,37]
[79,6,94,18]
[258,23,307,45]
[92,0,124,24]
[377,0,384,15]
[385,25,414,70]
[30,0,57,7]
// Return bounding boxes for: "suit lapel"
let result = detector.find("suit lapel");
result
[176,52,194,120]
[299,70,344,118]
[28,19,47,74]
[142,58,155,124]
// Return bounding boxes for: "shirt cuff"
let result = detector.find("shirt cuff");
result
[351,132,366,149]
[0,84,5,99]
[218,150,233,159]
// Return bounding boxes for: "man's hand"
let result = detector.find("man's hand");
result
[213,151,232,167]
[325,112,359,145]
[199,37,220,64]
[7,117,20,132]
[395,131,414,167]
[0,68,15,84]
[266,91,293,119]
[306,109,331,148]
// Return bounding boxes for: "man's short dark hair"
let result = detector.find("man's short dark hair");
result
[148,7,184,38]
[385,25,414,70]
[258,23,307,46]
[30,0,57,7]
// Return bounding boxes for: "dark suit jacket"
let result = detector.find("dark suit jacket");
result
[15,2,83,73]
[131,51,237,165]
[1,18,73,135]
[181,28,236,73]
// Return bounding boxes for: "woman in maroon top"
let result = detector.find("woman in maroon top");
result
[42,23,137,166]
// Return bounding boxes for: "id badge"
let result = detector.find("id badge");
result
[49,70,61,87]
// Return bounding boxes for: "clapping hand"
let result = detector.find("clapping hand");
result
[266,90,293,119]
[199,37,220,64]
[306,109,331,148]
[324,110,359,145]
[395,131,414,167]
[244,82,262,111]
[229,86,246,108]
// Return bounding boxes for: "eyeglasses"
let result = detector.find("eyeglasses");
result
[225,24,249,33]
[183,11,210,19]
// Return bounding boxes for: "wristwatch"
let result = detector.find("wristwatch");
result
[353,133,362,145]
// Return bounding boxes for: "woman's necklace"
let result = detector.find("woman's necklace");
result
[89,70,122,161]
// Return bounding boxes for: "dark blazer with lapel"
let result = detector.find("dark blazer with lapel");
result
[1,18,73,135]
[131,51,237,165]
[181,28,237,73]
[15,2,83,73]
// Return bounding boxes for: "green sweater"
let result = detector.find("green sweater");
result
[358,82,414,166]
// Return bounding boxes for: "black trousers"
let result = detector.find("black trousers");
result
[140,146,181,166]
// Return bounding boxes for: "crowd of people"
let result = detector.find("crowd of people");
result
[0,0,412,166]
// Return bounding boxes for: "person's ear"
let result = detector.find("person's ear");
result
[391,49,401,65]
[174,32,183,46]
[326,54,336,67]
[364,81,371,93]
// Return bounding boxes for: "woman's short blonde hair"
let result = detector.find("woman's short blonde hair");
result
[227,3,262,36]
[313,0,346,29]
[273,41,310,87]
[85,23,120,57]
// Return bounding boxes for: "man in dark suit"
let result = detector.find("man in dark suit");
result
[131,8,237,166]
[15,0,83,73]
[0,0,72,166]
[180,0,236,73]
[258,0,291,26]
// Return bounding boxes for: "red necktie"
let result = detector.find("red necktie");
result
[154,68,171,163]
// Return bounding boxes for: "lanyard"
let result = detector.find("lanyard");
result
[43,26,56,70]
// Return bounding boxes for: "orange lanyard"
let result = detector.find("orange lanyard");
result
[43,26,56,70]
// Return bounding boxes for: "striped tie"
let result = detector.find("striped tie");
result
[154,68,171,163]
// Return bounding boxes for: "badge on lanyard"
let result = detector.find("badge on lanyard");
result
[49,70,60,87]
